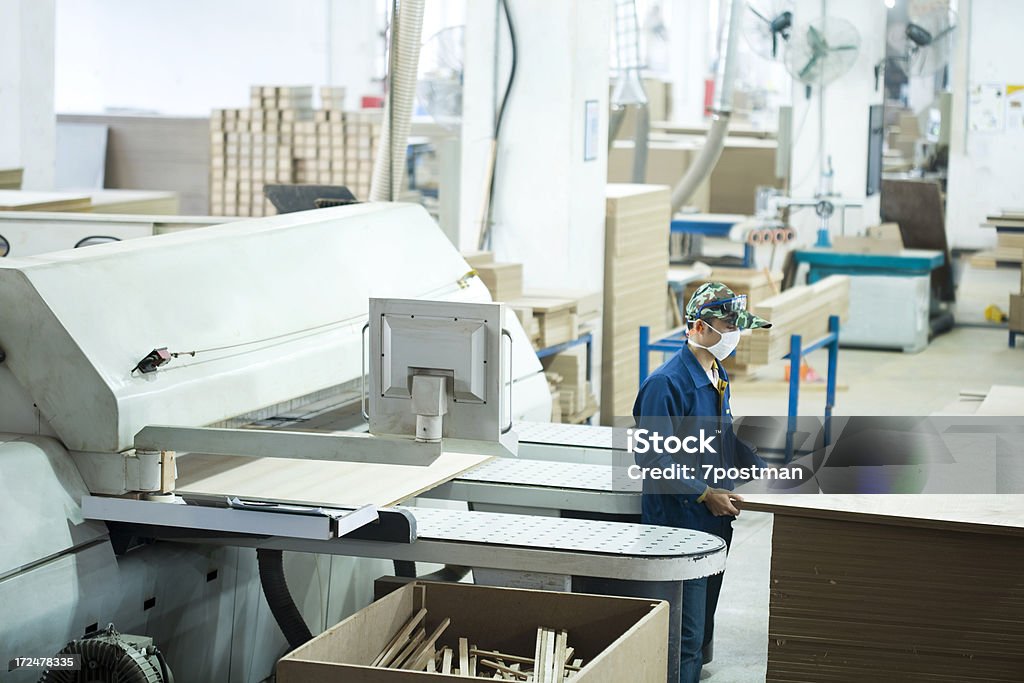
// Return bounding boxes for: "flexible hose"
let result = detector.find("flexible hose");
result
[257,548,313,651]
[632,103,650,183]
[370,0,426,202]
[670,0,743,213]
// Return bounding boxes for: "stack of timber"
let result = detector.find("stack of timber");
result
[542,346,598,424]
[756,499,1024,682]
[0,168,23,189]
[603,184,671,424]
[0,191,92,212]
[972,211,1024,267]
[733,275,849,366]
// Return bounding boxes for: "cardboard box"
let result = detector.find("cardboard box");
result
[277,579,669,682]
[832,222,903,255]
[1010,293,1024,332]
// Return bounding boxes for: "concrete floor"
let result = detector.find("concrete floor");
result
[701,262,1024,682]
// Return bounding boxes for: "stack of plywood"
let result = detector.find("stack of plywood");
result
[475,262,523,302]
[84,189,180,215]
[603,184,670,424]
[209,84,382,216]
[0,191,91,212]
[542,346,598,423]
[759,502,1024,682]
[0,168,23,190]
[976,212,1024,266]
[734,275,849,366]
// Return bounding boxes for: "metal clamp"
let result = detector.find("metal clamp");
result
[501,328,513,434]
[361,322,370,421]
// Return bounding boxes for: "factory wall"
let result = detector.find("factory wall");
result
[946,0,1023,249]
[54,0,384,115]
[460,0,610,294]
[0,0,56,189]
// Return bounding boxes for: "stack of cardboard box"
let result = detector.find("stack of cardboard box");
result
[209,85,312,217]
[209,85,382,216]
[602,184,670,424]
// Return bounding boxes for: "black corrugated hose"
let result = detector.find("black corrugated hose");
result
[257,548,313,650]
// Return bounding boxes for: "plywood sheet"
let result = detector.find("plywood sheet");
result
[742,494,1024,536]
[176,451,491,507]
[976,384,1024,416]
[0,190,92,211]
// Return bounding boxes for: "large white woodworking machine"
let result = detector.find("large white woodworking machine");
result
[0,203,721,682]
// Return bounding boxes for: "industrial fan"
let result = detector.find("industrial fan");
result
[744,0,795,60]
[888,6,957,77]
[37,625,173,683]
[785,16,861,86]
[416,25,464,131]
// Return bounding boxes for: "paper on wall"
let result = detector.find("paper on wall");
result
[968,83,1005,132]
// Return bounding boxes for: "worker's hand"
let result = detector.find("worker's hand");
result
[703,489,744,517]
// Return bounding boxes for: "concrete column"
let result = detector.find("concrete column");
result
[459,0,611,292]
[0,0,56,189]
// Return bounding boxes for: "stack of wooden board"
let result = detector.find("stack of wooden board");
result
[84,189,180,215]
[603,184,670,423]
[209,84,382,216]
[972,211,1024,267]
[475,262,524,302]
[511,295,580,349]
[542,346,598,424]
[0,191,91,212]
[733,275,849,366]
[0,168,23,190]
[745,496,1024,682]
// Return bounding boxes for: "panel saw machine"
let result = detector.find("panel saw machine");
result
[0,203,723,682]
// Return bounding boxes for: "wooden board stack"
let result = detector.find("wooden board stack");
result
[0,168,23,190]
[0,191,92,212]
[542,346,598,424]
[209,85,382,216]
[371,611,584,681]
[971,211,1024,267]
[475,262,524,302]
[603,184,671,424]
[764,511,1024,682]
[733,275,849,366]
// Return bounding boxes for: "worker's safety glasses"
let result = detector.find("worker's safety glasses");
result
[697,294,747,316]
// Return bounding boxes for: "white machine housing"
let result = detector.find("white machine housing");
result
[0,202,549,494]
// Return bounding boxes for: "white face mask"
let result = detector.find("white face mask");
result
[689,321,740,361]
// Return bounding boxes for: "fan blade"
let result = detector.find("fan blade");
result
[772,31,778,59]
[799,53,821,80]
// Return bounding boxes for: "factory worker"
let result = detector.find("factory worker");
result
[632,282,772,683]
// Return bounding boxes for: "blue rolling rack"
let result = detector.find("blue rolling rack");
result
[639,315,841,459]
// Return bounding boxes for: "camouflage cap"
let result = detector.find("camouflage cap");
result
[686,282,773,330]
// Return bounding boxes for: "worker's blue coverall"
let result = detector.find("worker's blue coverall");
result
[632,342,765,683]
